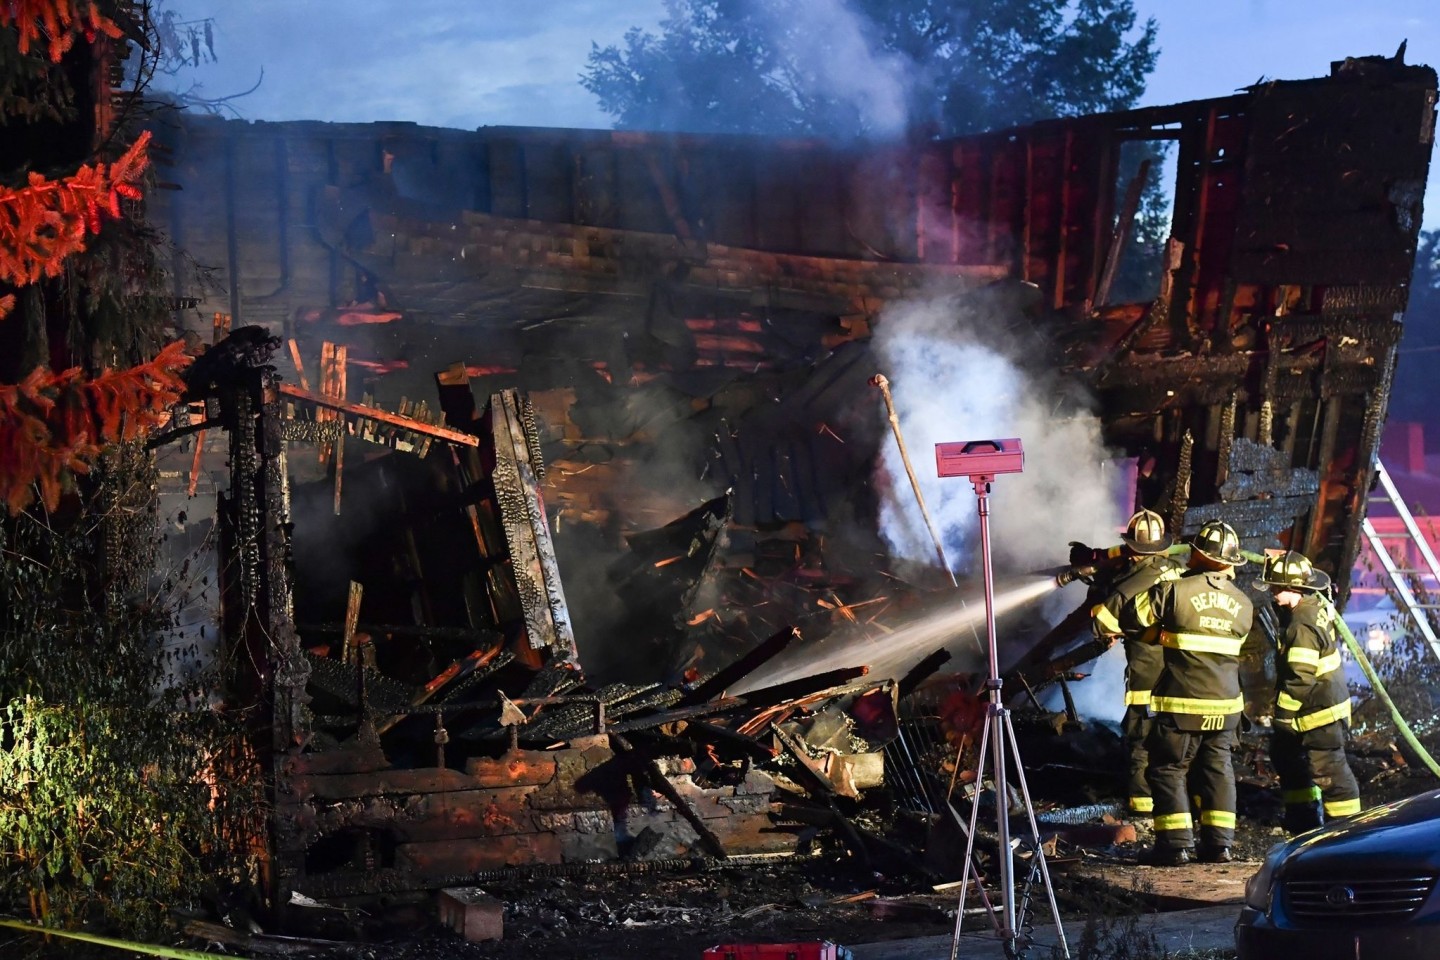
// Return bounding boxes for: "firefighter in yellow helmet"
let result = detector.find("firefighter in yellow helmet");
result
[1089,509,1182,819]
[1133,519,1254,865]
[1257,551,1361,833]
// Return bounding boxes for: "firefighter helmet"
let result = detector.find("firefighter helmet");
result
[1257,551,1331,592]
[1121,508,1171,555]
[1191,519,1245,566]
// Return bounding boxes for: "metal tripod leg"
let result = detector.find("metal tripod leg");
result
[1003,708,1070,958]
[950,709,996,960]
[949,700,1071,960]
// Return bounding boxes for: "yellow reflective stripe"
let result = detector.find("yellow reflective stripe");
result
[1286,647,1320,666]
[1133,590,1154,625]
[1325,798,1362,817]
[1151,693,1245,715]
[1104,545,1125,560]
[1160,631,1244,655]
[1093,604,1122,636]
[1129,796,1154,813]
[1124,690,1152,706]
[1283,787,1322,803]
[1315,652,1341,676]
[1277,691,1304,711]
[1294,700,1352,732]
[1200,810,1236,828]
[1153,812,1193,831]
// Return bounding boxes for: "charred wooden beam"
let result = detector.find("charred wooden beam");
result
[680,719,778,762]
[1092,157,1150,310]
[730,666,870,713]
[278,383,480,447]
[489,389,577,659]
[375,644,506,736]
[897,648,953,700]
[677,627,800,706]
[604,696,748,734]
[1002,600,1091,703]
[610,732,728,859]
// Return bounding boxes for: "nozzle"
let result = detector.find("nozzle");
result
[1055,565,1096,588]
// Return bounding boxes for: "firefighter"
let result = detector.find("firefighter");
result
[1089,509,1183,819]
[1257,551,1361,833]
[1134,519,1254,865]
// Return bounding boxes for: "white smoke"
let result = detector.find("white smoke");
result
[749,0,912,138]
[874,291,1123,577]
[1042,641,1128,723]
[870,289,1133,721]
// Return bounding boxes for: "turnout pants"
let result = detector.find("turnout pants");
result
[1271,722,1361,833]
[1122,704,1153,815]
[1145,717,1237,852]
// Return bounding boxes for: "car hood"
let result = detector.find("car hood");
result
[1279,788,1440,877]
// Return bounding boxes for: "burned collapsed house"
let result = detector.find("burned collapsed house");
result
[145,55,1436,915]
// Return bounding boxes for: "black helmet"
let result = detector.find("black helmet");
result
[1192,520,1245,566]
[1122,508,1172,555]
[1257,551,1331,592]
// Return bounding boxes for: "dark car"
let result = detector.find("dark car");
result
[1237,787,1440,959]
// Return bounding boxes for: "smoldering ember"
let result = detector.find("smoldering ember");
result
[3,5,1440,960]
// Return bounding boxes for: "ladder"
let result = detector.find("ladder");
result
[1361,458,1440,661]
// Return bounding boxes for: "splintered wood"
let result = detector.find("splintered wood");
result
[287,338,311,391]
[332,344,347,515]
[342,581,363,665]
[278,384,479,448]
[318,342,344,464]
[187,429,205,497]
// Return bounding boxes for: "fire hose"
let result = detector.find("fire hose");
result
[1325,599,1440,779]
[0,917,243,959]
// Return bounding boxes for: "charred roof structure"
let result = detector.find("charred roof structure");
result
[147,55,1436,920]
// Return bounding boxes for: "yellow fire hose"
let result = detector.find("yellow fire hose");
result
[1324,600,1440,779]
[0,917,249,959]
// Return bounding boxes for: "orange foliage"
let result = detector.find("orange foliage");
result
[0,341,192,514]
[0,11,182,515]
[0,131,150,316]
[0,0,122,62]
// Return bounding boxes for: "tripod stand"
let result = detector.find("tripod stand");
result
[947,472,1070,960]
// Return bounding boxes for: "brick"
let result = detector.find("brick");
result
[437,887,503,942]
[1048,822,1137,848]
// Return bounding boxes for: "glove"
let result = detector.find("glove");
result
[1068,541,1100,567]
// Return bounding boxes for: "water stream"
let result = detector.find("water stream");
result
[730,576,1061,694]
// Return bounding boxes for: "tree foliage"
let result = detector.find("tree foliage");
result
[0,465,263,939]
[0,0,122,63]
[0,10,190,516]
[0,131,151,295]
[0,341,190,514]
[1,2,262,945]
[582,0,1159,138]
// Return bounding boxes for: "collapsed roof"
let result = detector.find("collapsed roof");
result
[147,54,1437,914]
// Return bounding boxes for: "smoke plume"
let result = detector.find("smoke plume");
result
[749,0,913,139]
[873,289,1124,579]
